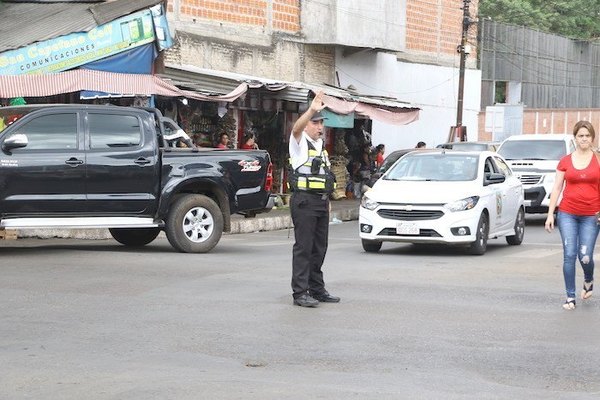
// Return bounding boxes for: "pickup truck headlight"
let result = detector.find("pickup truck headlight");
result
[444,196,479,212]
[361,195,380,211]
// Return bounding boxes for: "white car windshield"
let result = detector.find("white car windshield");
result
[384,153,479,182]
[498,140,567,160]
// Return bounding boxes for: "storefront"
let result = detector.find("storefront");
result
[0,1,172,107]
[160,65,421,196]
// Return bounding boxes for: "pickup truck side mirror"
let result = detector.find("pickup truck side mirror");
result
[484,172,505,186]
[2,133,28,153]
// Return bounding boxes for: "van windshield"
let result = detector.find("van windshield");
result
[498,140,568,160]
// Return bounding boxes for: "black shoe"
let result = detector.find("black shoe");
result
[293,294,319,307]
[312,291,340,303]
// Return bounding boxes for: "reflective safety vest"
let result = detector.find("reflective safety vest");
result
[288,140,336,194]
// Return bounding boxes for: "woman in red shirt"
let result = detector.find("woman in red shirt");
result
[375,144,385,167]
[545,120,600,310]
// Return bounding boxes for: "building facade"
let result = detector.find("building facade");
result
[164,0,334,84]
[165,0,479,152]
[335,0,481,150]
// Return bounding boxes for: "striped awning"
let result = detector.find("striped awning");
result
[0,69,249,102]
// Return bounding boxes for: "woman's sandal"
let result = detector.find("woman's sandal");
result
[563,298,576,310]
[581,281,593,300]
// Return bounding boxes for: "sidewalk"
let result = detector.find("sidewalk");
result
[15,198,361,239]
[229,198,360,234]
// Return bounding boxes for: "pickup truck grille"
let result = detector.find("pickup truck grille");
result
[377,209,444,220]
[517,174,542,185]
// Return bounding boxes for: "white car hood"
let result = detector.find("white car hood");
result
[506,159,558,173]
[367,179,479,204]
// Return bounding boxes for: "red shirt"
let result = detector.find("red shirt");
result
[557,154,600,216]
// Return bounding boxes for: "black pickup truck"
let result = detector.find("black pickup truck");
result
[0,104,273,253]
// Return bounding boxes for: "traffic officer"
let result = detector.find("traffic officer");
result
[288,91,340,307]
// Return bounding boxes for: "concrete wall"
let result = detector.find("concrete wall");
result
[165,0,335,85]
[478,109,600,141]
[336,50,481,151]
[302,0,405,51]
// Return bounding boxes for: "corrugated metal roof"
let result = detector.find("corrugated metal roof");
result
[161,64,419,110]
[0,0,162,53]
[90,0,162,26]
[161,64,310,104]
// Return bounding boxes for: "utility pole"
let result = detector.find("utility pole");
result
[449,0,473,142]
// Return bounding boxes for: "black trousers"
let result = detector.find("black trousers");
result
[290,191,330,298]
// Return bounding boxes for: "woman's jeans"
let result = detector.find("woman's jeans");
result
[557,211,600,298]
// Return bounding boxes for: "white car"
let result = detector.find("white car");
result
[497,134,575,213]
[359,150,525,255]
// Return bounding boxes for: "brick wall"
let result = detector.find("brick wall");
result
[165,0,333,84]
[166,0,300,32]
[405,0,478,60]
[478,109,600,140]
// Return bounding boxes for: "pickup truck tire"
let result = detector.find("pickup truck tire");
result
[165,194,224,253]
[109,228,161,247]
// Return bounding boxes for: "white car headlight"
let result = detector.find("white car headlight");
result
[361,195,380,211]
[444,196,479,212]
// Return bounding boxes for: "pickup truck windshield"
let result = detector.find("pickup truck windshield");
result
[498,140,567,160]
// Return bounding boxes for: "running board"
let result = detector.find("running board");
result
[1,217,161,229]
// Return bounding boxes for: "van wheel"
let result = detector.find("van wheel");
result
[506,208,525,245]
[362,239,382,253]
[109,228,160,247]
[469,213,489,255]
[165,194,223,253]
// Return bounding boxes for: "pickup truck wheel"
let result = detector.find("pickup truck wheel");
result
[109,228,160,247]
[166,194,223,253]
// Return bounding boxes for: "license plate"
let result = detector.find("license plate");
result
[396,222,419,235]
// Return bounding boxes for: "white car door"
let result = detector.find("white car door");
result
[483,156,511,230]
[493,156,521,229]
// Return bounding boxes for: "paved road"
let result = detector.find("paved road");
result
[1,217,600,399]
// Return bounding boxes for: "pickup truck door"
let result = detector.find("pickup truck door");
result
[0,111,86,215]
[84,111,159,214]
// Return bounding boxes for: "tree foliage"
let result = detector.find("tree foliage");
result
[479,0,600,40]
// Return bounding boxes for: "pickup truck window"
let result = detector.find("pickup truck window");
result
[89,114,142,149]
[12,113,77,150]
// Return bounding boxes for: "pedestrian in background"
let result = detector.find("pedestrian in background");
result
[216,133,230,148]
[415,141,426,149]
[241,133,258,149]
[375,144,385,168]
[287,91,340,308]
[545,120,600,310]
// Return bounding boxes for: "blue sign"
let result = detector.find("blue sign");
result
[322,109,355,128]
[0,8,160,75]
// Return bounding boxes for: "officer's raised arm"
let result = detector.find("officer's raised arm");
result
[291,91,325,142]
